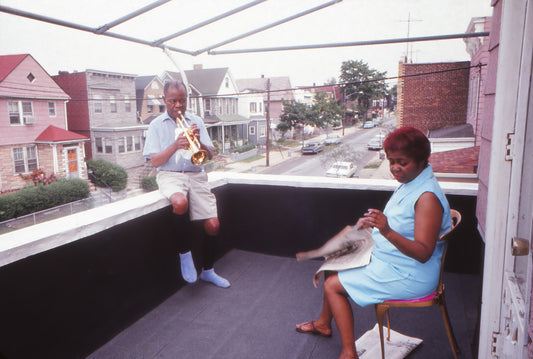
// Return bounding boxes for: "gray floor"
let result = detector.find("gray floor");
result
[88,250,480,359]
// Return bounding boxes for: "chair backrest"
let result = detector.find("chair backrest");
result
[435,209,462,295]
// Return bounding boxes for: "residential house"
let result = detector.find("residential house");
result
[235,75,294,127]
[237,89,267,146]
[0,54,89,193]
[135,75,165,125]
[54,69,146,169]
[162,65,248,153]
[464,16,492,145]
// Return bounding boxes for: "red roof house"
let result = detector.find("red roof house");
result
[0,54,88,193]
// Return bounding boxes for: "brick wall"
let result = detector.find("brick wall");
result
[397,61,470,134]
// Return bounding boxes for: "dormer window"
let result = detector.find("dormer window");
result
[27,73,35,83]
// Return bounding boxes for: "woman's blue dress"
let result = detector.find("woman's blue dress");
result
[338,165,452,307]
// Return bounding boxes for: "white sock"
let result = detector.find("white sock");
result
[179,251,197,283]
[200,268,231,288]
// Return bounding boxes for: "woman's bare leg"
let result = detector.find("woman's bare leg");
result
[324,274,357,359]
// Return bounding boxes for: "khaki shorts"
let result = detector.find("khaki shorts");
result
[156,171,218,221]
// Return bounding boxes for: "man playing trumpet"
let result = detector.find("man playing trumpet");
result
[143,80,230,288]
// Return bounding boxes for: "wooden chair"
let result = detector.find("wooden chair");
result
[374,209,462,359]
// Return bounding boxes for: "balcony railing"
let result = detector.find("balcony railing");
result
[0,173,480,359]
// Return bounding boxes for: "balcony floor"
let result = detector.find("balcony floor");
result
[88,249,480,359]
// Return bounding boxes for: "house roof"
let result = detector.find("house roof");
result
[428,124,475,138]
[430,146,480,174]
[135,75,157,91]
[35,125,89,143]
[0,54,28,82]
[236,76,294,101]
[167,68,230,95]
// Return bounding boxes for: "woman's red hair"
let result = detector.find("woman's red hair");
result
[383,126,431,165]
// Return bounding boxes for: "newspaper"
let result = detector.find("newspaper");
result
[296,224,374,287]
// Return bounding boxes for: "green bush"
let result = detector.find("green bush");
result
[0,178,90,221]
[141,176,158,191]
[87,159,128,192]
[234,143,256,153]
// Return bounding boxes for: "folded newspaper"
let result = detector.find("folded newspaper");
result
[296,224,374,287]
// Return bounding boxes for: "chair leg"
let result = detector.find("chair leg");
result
[438,300,460,359]
[385,309,391,341]
[375,304,388,359]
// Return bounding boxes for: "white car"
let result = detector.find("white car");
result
[324,134,342,145]
[326,161,357,178]
[363,121,374,129]
[367,134,386,150]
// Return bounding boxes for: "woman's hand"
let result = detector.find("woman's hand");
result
[359,209,391,237]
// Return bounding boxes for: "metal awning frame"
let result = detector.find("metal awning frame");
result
[0,0,489,58]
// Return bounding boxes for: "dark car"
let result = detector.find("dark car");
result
[301,142,323,154]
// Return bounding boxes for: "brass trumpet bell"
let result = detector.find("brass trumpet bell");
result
[176,111,209,166]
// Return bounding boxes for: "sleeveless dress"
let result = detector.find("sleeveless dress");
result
[338,165,451,307]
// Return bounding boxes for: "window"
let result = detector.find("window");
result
[118,137,126,153]
[147,104,154,113]
[48,102,56,116]
[159,105,165,113]
[126,136,133,152]
[27,73,35,83]
[95,137,103,153]
[124,95,131,112]
[250,102,257,113]
[259,125,267,137]
[12,145,38,173]
[95,137,113,153]
[94,95,103,113]
[118,136,140,153]
[249,126,256,135]
[225,77,229,88]
[104,139,113,153]
[8,100,34,125]
[110,96,117,113]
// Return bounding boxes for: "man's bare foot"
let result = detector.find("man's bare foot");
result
[295,320,332,337]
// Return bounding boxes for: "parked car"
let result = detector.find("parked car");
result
[367,134,385,150]
[363,121,374,129]
[324,134,342,145]
[301,142,323,154]
[326,161,357,178]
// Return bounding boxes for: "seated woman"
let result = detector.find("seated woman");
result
[295,126,452,359]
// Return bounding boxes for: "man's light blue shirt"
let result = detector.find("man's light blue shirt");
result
[143,111,213,172]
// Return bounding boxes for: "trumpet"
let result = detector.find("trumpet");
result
[176,111,209,166]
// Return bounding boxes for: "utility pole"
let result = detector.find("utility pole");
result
[265,78,271,167]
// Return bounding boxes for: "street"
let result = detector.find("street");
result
[259,117,394,177]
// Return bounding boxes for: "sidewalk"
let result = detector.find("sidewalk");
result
[220,126,393,180]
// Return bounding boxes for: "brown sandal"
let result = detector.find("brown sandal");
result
[295,321,332,337]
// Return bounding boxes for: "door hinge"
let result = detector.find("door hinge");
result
[505,133,515,161]
[491,331,501,357]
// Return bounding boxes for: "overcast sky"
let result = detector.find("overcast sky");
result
[0,0,492,87]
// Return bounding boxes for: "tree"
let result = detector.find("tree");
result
[278,92,344,137]
[339,60,388,121]
[277,100,310,137]
[309,91,344,129]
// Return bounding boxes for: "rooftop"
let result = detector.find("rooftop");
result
[0,173,481,359]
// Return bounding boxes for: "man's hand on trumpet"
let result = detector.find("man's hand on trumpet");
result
[175,124,200,151]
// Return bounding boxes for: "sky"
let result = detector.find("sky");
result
[0,0,493,88]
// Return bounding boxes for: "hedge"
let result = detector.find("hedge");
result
[0,178,90,222]
[87,159,128,192]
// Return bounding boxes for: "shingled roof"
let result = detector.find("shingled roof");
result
[35,125,89,143]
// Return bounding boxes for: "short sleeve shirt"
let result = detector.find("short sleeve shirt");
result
[143,111,213,172]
